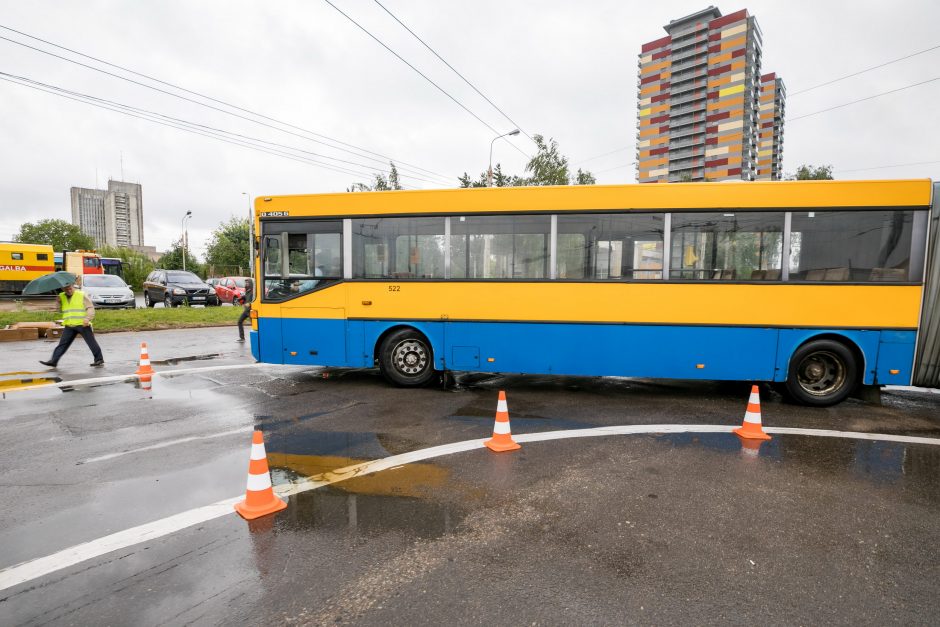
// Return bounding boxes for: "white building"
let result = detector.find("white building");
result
[71,179,145,248]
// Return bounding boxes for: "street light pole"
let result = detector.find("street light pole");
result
[242,192,254,281]
[488,129,521,187]
[181,210,192,271]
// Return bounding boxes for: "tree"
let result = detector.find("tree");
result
[205,217,250,275]
[787,164,834,180]
[458,164,523,188]
[388,163,401,191]
[15,219,95,251]
[159,239,204,276]
[348,162,404,192]
[525,135,570,185]
[98,245,155,291]
[574,168,597,185]
[457,135,595,187]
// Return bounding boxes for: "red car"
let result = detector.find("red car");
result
[215,276,251,305]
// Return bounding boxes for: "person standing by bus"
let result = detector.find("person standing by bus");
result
[40,282,104,367]
[236,278,254,342]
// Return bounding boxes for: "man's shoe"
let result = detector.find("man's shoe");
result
[236,338,245,343]
[39,360,56,367]
[90,360,105,367]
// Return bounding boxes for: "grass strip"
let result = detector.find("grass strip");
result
[0,306,242,333]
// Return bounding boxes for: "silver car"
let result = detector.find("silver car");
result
[81,274,136,309]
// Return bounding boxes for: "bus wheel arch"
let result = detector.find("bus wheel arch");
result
[784,334,862,407]
[376,326,436,387]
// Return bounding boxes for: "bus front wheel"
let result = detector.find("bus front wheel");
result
[379,329,435,387]
[785,339,858,407]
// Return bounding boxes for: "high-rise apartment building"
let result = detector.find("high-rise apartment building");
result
[756,72,785,180]
[636,6,785,183]
[70,180,145,248]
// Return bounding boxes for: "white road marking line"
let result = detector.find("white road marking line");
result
[1,424,939,592]
[79,427,254,464]
[0,497,240,593]
[2,363,279,394]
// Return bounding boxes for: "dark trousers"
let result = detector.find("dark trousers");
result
[49,325,104,365]
[237,306,250,339]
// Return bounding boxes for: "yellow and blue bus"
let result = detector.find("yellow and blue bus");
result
[248,179,940,406]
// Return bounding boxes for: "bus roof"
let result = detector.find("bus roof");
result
[255,179,933,219]
[0,242,55,252]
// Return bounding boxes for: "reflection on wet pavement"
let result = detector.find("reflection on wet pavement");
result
[0,375,61,393]
[272,488,463,539]
[264,429,451,499]
[655,432,940,496]
[449,400,592,431]
[150,353,222,365]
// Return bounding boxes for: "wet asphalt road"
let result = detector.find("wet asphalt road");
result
[1,327,940,625]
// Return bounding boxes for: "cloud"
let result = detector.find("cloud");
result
[1,0,938,254]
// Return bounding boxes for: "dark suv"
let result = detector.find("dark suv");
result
[143,270,220,307]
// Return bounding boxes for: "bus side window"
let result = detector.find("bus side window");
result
[670,212,783,281]
[789,210,916,282]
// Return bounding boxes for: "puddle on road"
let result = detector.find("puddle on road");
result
[150,353,222,365]
[449,401,591,430]
[273,487,464,539]
[0,375,62,393]
[263,429,451,499]
[655,432,940,495]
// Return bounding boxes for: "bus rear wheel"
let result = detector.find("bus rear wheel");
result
[379,329,435,387]
[785,339,858,407]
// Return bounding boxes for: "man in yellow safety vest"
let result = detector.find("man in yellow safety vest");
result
[40,282,104,367]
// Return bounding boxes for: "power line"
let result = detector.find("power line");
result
[0,73,377,181]
[789,43,940,96]
[2,71,441,186]
[321,0,531,161]
[0,72,426,185]
[593,161,636,175]
[571,145,632,167]
[788,76,940,121]
[0,25,454,184]
[835,159,940,174]
[372,0,535,147]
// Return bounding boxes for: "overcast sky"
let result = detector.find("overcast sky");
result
[1,0,938,256]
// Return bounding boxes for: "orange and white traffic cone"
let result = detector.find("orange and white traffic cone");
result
[484,390,521,452]
[733,385,772,441]
[234,430,288,520]
[135,342,155,376]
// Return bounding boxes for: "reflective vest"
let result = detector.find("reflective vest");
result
[60,290,87,327]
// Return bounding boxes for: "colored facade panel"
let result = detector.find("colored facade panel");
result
[756,74,786,180]
[636,7,785,183]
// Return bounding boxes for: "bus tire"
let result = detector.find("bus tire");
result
[784,339,858,407]
[379,329,435,387]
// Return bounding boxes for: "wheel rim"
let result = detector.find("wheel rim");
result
[796,350,846,397]
[391,339,429,377]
